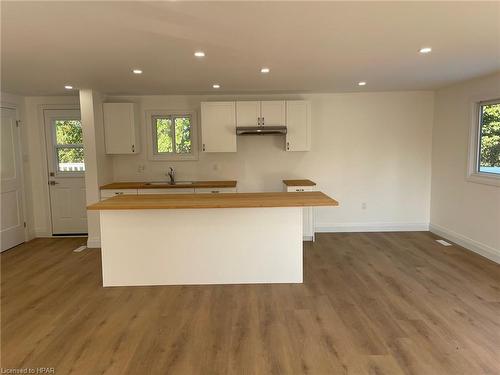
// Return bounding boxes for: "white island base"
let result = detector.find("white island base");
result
[100,207,303,286]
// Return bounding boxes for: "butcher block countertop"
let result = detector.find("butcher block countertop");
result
[100,180,237,190]
[282,179,316,186]
[88,192,338,210]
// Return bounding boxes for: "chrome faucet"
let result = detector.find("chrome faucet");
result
[167,167,175,185]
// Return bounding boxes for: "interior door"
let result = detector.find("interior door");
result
[261,101,286,126]
[1,108,25,251]
[236,101,260,126]
[44,109,87,235]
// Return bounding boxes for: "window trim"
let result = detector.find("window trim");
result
[52,117,85,176]
[146,110,199,161]
[467,99,500,187]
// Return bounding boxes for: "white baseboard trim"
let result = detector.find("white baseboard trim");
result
[34,228,52,237]
[315,222,429,233]
[87,237,101,248]
[429,223,500,264]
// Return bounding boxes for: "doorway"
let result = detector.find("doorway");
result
[1,107,25,251]
[43,109,87,235]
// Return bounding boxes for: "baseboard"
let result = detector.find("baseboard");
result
[34,228,52,237]
[429,223,500,264]
[87,237,101,248]
[315,222,429,233]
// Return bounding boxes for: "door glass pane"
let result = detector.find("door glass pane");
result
[57,147,85,172]
[478,103,500,175]
[174,117,192,154]
[155,118,173,153]
[55,120,83,145]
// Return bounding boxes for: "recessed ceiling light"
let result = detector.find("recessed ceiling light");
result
[194,51,205,57]
[358,81,367,86]
[419,47,432,54]
[212,84,221,89]
[260,67,270,74]
[132,69,143,74]
[64,85,73,90]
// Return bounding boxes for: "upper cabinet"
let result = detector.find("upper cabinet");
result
[200,100,310,152]
[201,102,237,152]
[103,103,140,154]
[236,100,286,127]
[261,101,286,126]
[286,100,311,152]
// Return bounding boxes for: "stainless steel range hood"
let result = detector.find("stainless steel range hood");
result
[236,126,287,135]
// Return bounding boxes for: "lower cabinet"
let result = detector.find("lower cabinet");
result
[137,188,195,194]
[100,189,138,201]
[194,187,237,194]
[283,184,315,241]
[100,187,237,200]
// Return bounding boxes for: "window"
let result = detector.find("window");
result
[468,99,500,185]
[147,111,198,161]
[54,119,85,172]
[478,101,500,175]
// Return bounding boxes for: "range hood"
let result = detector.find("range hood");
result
[236,126,287,135]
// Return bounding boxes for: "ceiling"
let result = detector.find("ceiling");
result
[1,1,500,96]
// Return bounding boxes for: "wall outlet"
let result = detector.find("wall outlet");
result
[137,164,146,173]
[361,202,367,210]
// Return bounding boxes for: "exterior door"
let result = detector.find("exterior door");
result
[44,109,87,235]
[1,108,25,251]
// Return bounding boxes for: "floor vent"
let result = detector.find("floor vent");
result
[436,239,452,246]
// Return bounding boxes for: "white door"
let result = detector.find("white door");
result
[1,108,25,251]
[236,101,260,126]
[261,101,286,126]
[44,109,87,235]
[201,102,237,152]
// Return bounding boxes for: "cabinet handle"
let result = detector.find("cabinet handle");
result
[296,189,305,192]
[262,117,265,126]
[286,141,290,151]
[115,192,124,195]
[202,144,206,151]
[211,190,220,193]
[131,144,135,152]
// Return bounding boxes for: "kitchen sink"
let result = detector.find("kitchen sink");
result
[145,181,194,185]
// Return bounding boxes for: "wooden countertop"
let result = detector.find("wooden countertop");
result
[88,192,338,210]
[100,180,237,190]
[282,179,316,186]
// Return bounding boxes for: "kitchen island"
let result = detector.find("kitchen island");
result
[87,192,338,286]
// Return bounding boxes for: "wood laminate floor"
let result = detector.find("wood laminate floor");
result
[1,233,500,374]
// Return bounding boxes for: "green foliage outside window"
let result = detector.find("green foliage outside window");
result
[55,120,84,165]
[480,103,500,169]
[155,116,192,154]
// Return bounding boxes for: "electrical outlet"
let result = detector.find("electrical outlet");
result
[137,164,146,173]
[361,202,367,210]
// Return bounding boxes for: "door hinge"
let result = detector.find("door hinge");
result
[16,120,21,127]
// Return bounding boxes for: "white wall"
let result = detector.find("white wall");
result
[107,92,434,232]
[79,90,113,247]
[430,72,500,262]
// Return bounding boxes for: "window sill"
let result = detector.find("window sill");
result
[466,172,500,187]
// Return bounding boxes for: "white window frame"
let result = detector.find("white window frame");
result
[467,98,500,187]
[146,110,199,161]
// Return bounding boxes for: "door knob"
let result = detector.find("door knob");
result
[49,181,59,185]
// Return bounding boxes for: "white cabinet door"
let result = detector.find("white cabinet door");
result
[137,188,195,194]
[261,101,286,126]
[236,101,260,127]
[201,102,236,152]
[194,187,237,194]
[103,103,139,154]
[286,100,310,152]
[100,189,138,200]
